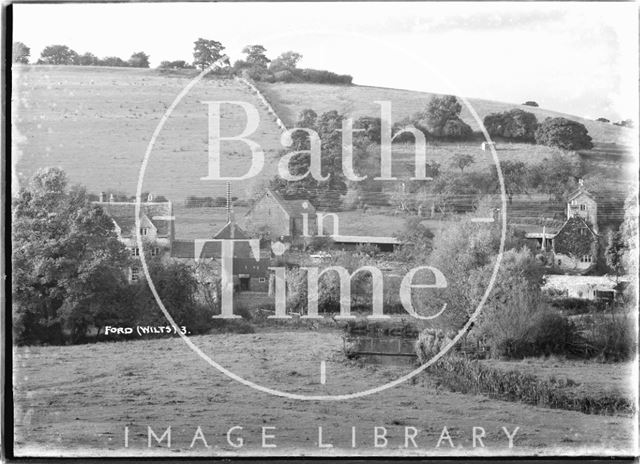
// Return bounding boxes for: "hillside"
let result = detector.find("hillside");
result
[12,65,284,202]
[12,65,634,209]
[258,82,633,145]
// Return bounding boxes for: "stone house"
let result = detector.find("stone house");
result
[171,221,270,293]
[524,184,600,273]
[241,188,317,240]
[93,193,174,282]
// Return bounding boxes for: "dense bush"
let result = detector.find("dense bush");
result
[424,355,632,415]
[535,117,593,150]
[483,109,538,142]
[586,310,636,361]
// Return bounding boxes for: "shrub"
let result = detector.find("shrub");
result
[483,109,538,142]
[424,355,632,415]
[523,101,539,107]
[587,310,636,361]
[442,118,473,140]
[535,117,593,150]
[273,69,294,82]
[596,117,610,123]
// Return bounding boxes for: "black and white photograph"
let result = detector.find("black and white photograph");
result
[5,1,640,459]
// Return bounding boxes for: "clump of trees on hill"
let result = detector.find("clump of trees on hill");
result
[392,95,473,142]
[483,109,538,142]
[12,41,30,64]
[31,43,151,68]
[535,117,593,150]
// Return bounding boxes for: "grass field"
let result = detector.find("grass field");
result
[13,65,635,207]
[13,332,636,456]
[258,82,634,146]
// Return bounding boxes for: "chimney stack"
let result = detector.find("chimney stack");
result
[147,193,154,202]
[109,193,114,203]
[99,191,104,202]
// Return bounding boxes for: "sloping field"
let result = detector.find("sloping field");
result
[12,65,284,202]
[258,82,633,146]
[13,332,635,456]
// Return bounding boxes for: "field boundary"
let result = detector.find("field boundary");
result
[234,76,288,133]
[426,355,634,416]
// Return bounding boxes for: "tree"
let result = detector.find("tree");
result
[128,51,150,68]
[614,119,634,128]
[526,152,581,201]
[596,117,610,123]
[424,95,461,130]
[491,160,528,204]
[535,117,593,150]
[523,101,539,107]
[242,44,270,69]
[78,52,99,66]
[12,41,30,64]
[450,153,474,173]
[483,109,538,142]
[192,38,225,70]
[419,95,472,139]
[98,56,127,67]
[393,217,434,262]
[270,51,302,72]
[12,168,130,344]
[38,45,78,65]
[605,229,626,278]
[270,109,348,209]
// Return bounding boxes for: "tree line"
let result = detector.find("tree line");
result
[12,38,352,85]
[13,41,150,68]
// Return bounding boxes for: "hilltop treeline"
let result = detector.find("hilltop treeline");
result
[13,38,352,85]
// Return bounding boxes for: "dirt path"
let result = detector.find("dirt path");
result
[12,331,636,457]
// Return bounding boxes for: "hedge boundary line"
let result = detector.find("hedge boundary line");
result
[234,76,288,133]
[427,355,634,416]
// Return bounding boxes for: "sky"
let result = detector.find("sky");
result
[12,2,638,121]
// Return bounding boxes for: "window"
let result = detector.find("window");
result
[132,247,140,256]
[258,277,266,283]
[131,267,139,281]
[140,227,149,236]
[151,247,160,256]
[580,228,586,236]
[579,204,586,211]
[580,255,593,263]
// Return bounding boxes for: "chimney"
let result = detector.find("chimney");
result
[578,178,584,187]
[109,193,114,203]
[147,193,154,202]
[99,191,104,202]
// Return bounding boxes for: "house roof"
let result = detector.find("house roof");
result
[95,201,173,237]
[557,215,598,237]
[567,187,595,202]
[247,188,317,218]
[330,234,401,245]
[213,222,249,240]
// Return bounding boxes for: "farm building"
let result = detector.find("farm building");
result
[523,184,608,273]
[241,188,317,239]
[329,234,401,253]
[171,221,270,293]
[542,274,630,303]
[93,193,174,282]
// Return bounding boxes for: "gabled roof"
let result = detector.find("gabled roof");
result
[246,188,316,218]
[557,215,598,237]
[213,222,249,240]
[567,187,595,202]
[95,201,173,237]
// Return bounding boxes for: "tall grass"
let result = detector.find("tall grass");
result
[427,355,633,416]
